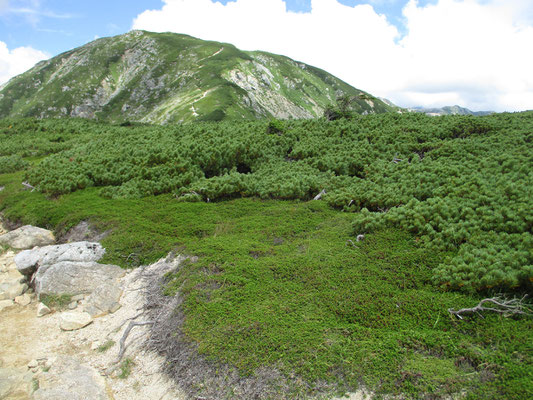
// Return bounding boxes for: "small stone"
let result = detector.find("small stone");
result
[0,299,15,312]
[67,301,78,310]
[59,311,93,331]
[37,303,51,317]
[90,341,101,351]
[44,357,56,370]
[44,357,57,370]
[15,293,32,306]
[27,359,38,369]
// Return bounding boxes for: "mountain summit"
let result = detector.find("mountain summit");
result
[0,30,395,123]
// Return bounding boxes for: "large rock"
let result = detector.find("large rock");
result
[15,241,105,276]
[84,282,123,317]
[59,311,93,331]
[33,356,108,399]
[34,261,125,296]
[0,225,55,249]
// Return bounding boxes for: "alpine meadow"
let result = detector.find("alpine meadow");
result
[0,30,532,400]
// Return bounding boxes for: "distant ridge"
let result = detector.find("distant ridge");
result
[408,105,493,116]
[0,30,396,124]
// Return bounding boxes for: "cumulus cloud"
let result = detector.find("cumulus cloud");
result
[0,41,49,85]
[132,0,533,111]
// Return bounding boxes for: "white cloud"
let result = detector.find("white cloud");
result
[0,0,9,13]
[0,41,49,85]
[132,0,533,111]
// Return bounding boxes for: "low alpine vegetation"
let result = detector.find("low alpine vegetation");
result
[1,112,531,293]
[0,112,531,398]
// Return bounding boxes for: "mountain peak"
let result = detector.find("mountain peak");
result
[0,31,395,123]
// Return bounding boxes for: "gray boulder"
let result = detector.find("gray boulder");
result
[15,241,105,276]
[84,282,123,317]
[34,261,125,297]
[0,225,55,249]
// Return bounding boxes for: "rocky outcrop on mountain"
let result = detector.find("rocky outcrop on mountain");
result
[34,261,125,297]
[10,237,124,298]
[15,241,106,277]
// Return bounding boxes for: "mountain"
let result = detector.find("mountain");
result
[408,105,493,116]
[0,30,396,124]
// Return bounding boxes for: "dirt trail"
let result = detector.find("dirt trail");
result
[0,249,185,400]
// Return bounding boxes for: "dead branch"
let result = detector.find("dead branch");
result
[22,181,36,192]
[116,320,154,362]
[449,295,532,320]
[313,189,326,201]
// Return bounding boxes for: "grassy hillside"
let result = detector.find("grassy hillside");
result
[0,113,531,398]
[0,31,396,124]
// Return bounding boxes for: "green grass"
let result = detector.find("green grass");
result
[118,358,134,379]
[39,294,73,310]
[1,177,531,398]
[97,340,115,353]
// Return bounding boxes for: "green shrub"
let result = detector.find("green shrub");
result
[0,155,29,173]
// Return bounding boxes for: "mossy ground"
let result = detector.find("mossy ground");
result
[1,174,531,399]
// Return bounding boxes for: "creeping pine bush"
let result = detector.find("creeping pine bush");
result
[3,112,533,292]
[0,155,29,173]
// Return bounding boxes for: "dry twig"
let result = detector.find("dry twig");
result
[449,295,532,319]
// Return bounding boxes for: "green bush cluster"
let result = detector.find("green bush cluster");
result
[1,112,532,293]
[0,154,28,173]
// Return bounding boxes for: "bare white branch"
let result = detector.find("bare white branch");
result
[449,295,532,319]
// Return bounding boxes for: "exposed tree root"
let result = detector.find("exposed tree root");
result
[116,320,154,362]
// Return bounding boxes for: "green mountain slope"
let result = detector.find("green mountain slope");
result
[0,30,396,123]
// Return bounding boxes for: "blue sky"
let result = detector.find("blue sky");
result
[0,0,440,55]
[1,0,532,111]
